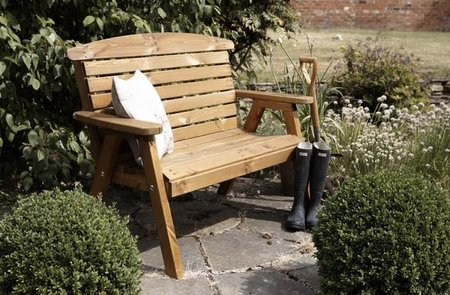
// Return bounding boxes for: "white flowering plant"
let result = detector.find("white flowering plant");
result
[325,96,450,190]
[265,36,448,192]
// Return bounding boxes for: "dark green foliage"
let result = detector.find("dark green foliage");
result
[0,0,299,191]
[313,169,450,295]
[0,188,141,294]
[0,13,93,191]
[333,37,426,109]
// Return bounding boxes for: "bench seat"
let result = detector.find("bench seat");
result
[163,129,301,197]
[110,129,301,198]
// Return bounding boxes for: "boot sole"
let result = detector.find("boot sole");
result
[285,223,305,232]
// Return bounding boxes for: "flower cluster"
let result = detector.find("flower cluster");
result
[324,96,449,189]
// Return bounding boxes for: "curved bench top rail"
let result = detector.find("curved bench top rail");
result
[67,33,235,61]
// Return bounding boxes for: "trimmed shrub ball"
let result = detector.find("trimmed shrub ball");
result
[313,169,450,294]
[0,188,142,294]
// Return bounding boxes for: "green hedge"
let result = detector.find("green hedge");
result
[313,169,450,294]
[0,188,142,294]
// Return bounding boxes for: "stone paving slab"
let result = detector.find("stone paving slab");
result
[215,269,317,295]
[271,252,317,271]
[238,211,312,242]
[288,265,321,292]
[134,196,238,238]
[140,273,213,295]
[201,228,296,272]
[125,177,322,294]
[223,183,294,213]
[139,236,207,274]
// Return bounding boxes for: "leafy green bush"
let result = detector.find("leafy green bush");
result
[0,0,299,191]
[313,169,450,294]
[0,189,142,294]
[333,37,426,109]
[0,13,93,191]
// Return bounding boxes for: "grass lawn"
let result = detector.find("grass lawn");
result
[255,28,450,82]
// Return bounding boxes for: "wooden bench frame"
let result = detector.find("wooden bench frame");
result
[68,33,319,279]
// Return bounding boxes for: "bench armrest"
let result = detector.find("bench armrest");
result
[235,89,314,105]
[74,111,162,136]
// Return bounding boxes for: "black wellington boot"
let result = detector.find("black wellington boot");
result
[306,142,331,230]
[286,142,313,231]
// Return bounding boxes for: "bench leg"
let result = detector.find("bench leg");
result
[139,139,184,279]
[90,134,121,199]
[218,179,235,196]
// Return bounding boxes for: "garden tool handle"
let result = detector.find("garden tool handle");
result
[299,57,320,142]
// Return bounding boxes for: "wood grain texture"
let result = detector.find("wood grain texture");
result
[168,103,237,128]
[87,64,232,92]
[84,51,230,76]
[139,139,184,278]
[283,107,302,137]
[68,33,234,61]
[156,77,234,100]
[74,111,162,136]
[243,104,265,133]
[163,133,300,196]
[171,117,239,141]
[162,133,300,181]
[89,77,235,110]
[299,57,320,133]
[236,89,314,105]
[90,134,121,197]
[163,90,236,113]
[111,169,148,192]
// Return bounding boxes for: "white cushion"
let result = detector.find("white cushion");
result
[111,70,174,165]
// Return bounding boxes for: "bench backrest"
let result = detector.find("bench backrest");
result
[68,33,237,143]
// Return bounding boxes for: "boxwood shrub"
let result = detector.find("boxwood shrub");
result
[0,189,141,294]
[313,169,450,294]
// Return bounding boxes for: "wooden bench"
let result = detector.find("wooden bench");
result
[68,33,318,279]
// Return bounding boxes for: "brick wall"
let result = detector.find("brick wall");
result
[291,0,450,31]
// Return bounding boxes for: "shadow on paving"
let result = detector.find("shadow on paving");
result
[104,176,321,294]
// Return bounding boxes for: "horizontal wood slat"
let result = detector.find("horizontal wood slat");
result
[171,117,239,141]
[163,133,300,196]
[173,129,245,151]
[90,77,235,110]
[91,93,113,110]
[156,77,234,100]
[108,130,300,197]
[236,89,314,105]
[163,130,271,164]
[252,100,295,112]
[163,134,299,181]
[87,64,232,93]
[111,169,147,191]
[84,51,230,76]
[169,148,293,197]
[168,103,237,128]
[163,90,235,113]
[68,33,234,61]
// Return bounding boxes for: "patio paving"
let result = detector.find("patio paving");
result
[105,176,321,295]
